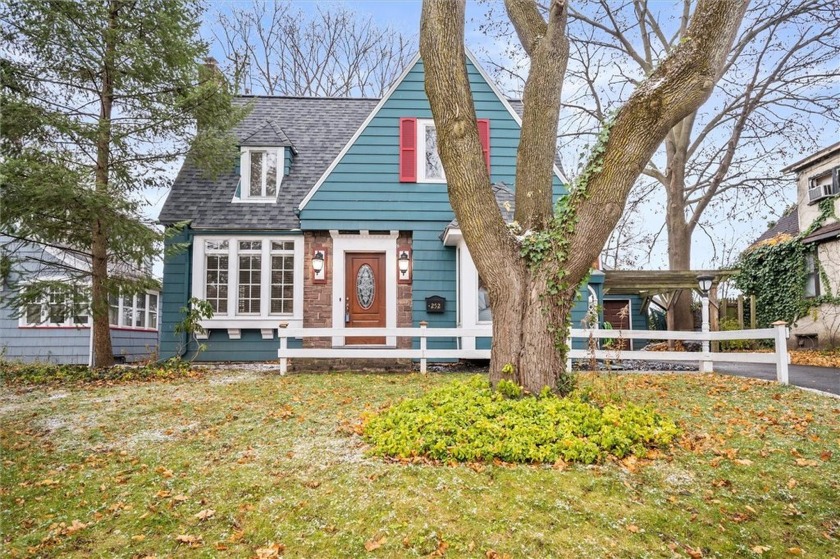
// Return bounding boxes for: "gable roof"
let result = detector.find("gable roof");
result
[297,50,567,211]
[159,52,566,230]
[441,182,514,244]
[159,96,378,229]
[241,120,296,150]
[750,206,800,247]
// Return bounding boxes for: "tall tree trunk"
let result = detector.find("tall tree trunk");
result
[91,2,118,368]
[664,118,696,332]
[488,267,570,393]
[421,0,748,394]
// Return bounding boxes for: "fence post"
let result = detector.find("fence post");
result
[419,321,428,374]
[278,322,288,375]
[772,320,790,385]
[566,330,573,373]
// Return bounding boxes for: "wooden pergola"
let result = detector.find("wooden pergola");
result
[602,269,738,332]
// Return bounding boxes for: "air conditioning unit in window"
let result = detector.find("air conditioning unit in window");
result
[808,167,839,203]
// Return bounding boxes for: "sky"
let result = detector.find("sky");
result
[145,0,839,276]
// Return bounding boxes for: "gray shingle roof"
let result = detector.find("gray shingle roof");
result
[159,96,379,229]
[442,182,515,239]
[751,206,800,246]
[240,120,296,149]
[159,95,542,230]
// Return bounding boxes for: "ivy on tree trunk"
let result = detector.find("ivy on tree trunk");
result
[419,0,748,394]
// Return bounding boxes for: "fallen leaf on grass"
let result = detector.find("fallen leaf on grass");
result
[794,459,819,467]
[751,545,771,554]
[155,466,174,478]
[255,543,285,558]
[787,478,798,489]
[365,535,386,551]
[194,509,215,521]
[626,524,640,533]
[175,534,202,545]
[733,459,753,466]
[819,450,832,461]
[787,547,803,555]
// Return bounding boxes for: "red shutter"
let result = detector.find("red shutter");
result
[399,118,417,182]
[477,118,490,172]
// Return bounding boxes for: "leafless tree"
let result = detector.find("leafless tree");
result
[481,0,840,330]
[422,0,746,393]
[213,1,414,97]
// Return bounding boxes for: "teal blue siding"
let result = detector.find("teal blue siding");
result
[159,228,304,361]
[301,57,568,348]
[192,330,300,362]
[159,228,192,359]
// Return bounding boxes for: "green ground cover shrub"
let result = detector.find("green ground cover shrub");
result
[0,358,199,385]
[363,375,679,464]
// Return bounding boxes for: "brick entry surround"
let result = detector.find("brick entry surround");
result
[297,231,413,369]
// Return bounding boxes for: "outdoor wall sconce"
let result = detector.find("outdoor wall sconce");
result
[397,247,412,284]
[312,248,326,284]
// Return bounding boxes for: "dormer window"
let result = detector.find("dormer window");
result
[239,147,283,202]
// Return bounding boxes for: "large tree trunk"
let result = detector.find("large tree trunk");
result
[421,0,748,393]
[91,2,118,368]
[488,267,571,393]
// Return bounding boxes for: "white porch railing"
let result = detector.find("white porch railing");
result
[277,320,791,384]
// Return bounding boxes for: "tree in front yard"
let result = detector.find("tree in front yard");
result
[420,0,748,393]
[1,0,244,367]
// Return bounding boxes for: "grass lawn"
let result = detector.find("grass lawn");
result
[1,371,838,558]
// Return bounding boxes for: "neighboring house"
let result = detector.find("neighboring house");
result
[754,142,839,348]
[0,236,160,364]
[158,52,605,362]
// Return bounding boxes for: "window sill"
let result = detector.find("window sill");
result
[19,324,90,329]
[231,197,278,204]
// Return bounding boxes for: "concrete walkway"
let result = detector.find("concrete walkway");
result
[713,362,840,396]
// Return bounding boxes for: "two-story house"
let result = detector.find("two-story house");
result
[753,142,839,348]
[157,52,605,362]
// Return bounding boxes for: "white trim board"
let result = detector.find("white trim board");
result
[297,49,567,211]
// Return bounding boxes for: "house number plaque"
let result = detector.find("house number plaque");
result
[425,295,446,314]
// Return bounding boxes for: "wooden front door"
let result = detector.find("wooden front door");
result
[603,300,631,350]
[345,253,386,344]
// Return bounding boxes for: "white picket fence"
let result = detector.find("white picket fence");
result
[277,321,791,384]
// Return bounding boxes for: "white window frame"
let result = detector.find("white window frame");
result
[19,282,90,328]
[109,291,160,331]
[416,119,446,184]
[807,167,838,204]
[236,147,284,203]
[191,235,304,334]
[19,283,158,330]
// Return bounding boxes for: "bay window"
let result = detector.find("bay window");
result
[192,236,303,330]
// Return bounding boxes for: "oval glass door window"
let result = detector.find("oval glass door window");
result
[356,264,375,309]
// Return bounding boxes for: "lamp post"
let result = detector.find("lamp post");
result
[697,274,714,373]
